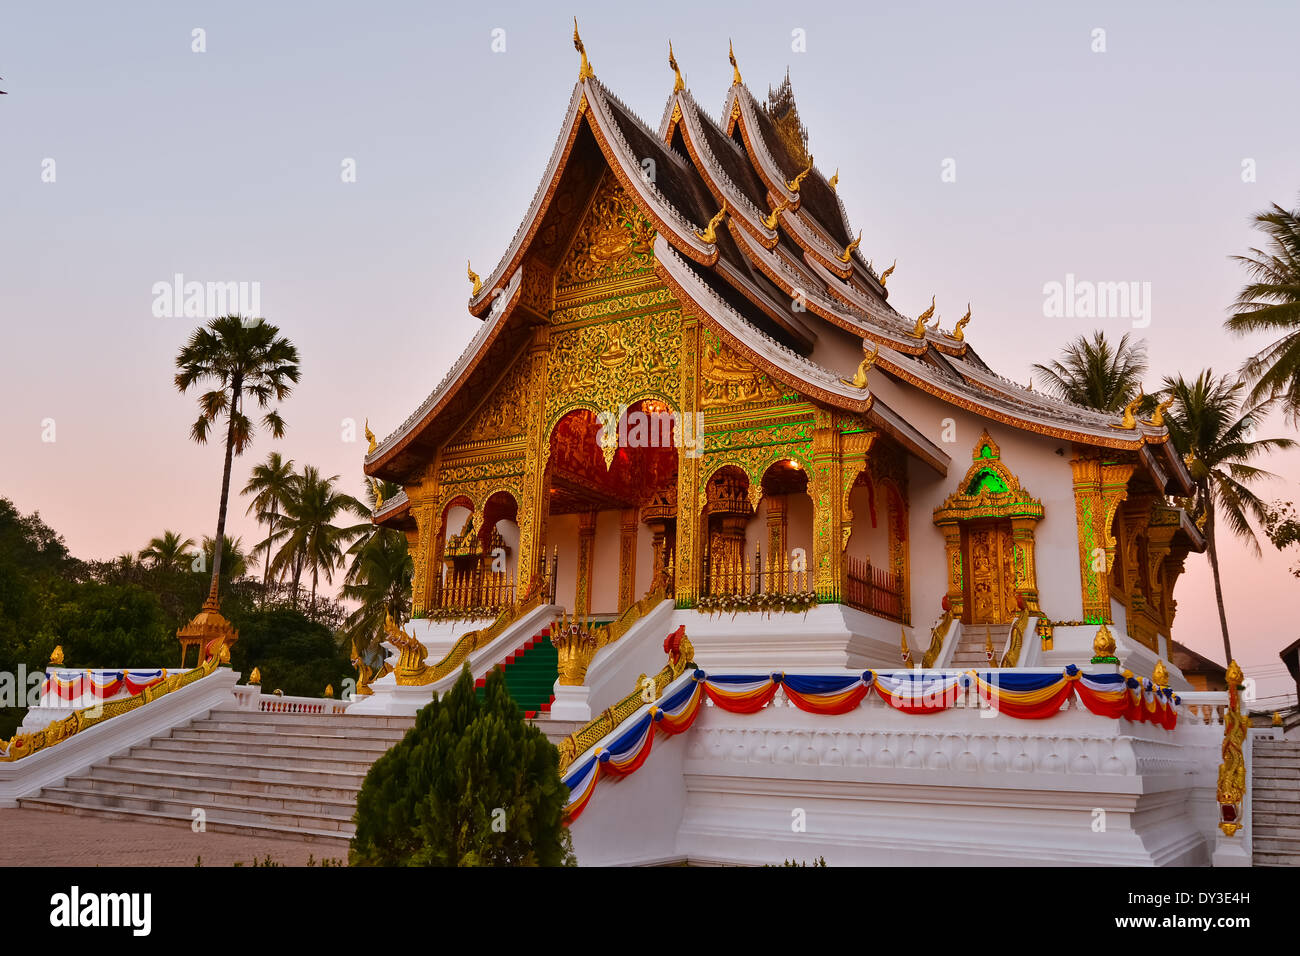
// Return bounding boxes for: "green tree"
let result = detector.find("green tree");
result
[270,466,366,613]
[1226,194,1300,423]
[1159,371,1295,664]
[200,534,248,583]
[341,524,412,662]
[225,607,352,698]
[1031,331,1148,412]
[351,666,575,867]
[173,315,300,603]
[138,530,196,573]
[1261,500,1300,578]
[242,451,296,605]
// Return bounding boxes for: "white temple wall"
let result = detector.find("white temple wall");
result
[634,521,655,598]
[591,510,623,615]
[549,512,580,613]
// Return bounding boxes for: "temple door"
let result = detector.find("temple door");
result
[961,519,1017,626]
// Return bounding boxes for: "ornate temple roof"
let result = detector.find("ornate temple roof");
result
[365,43,1193,497]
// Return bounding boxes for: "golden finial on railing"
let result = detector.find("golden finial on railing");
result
[910,296,935,338]
[1273,711,1284,727]
[1111,389,1144,430]
[984,624,994,664]
[728,39,742,85]
[828,168,839,191]
[900,626,913,667]
[1144,395,1174,428]
[1152,659,1170,689]
[787,154,814,192]
[697,200,727,243]
[49,645,64,667]
[324,684,334,699]
[1091,622,1118,663]
[668,40,684,92]
[763,198,789,230]
[953,303,971,341]
[879,259,896,287]
[467,260,483,297]
[248,666,261,686]
[837,231,862,264]
[1217,660,1247,836]
[573,18,594,80]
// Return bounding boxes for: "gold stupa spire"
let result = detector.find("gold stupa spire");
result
[728,39,742,85]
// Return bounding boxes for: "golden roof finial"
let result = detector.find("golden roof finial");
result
[668,40,684,92]
[364,418,376,456]
[728,39,742,85]
[910,296,935,337]
[573,19,594,80]
[697,200,727,244]
[1145,395,1174,428]
[841,342,879,389]
[837,231,862,264]
[1152,660,1170,688]
[828,168,839,191]
[953,303,971,341]
[763,198,789,231]
[787,154,814,192]
[467,260,482,298]
[1111,388,1144,430]
[879,259,896,287]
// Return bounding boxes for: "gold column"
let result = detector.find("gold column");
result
[1069,456,1135,623]
[1009,516,1040,613]
[618,508,638,611]
[675,316,702,607]
[516,332,551,597]
[408,474,439,616]
[810,407,843,601]
[938,522,964,618]
[766,495,787,575]
[575,510,597,616]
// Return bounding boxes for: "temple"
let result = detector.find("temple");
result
[362,36,1203,680]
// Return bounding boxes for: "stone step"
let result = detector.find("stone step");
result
[169,728,396,754]
[193,719,408,741]
[205,709,413,731]
[1252,834,1300,853]
[1251,800,1300,816]
[75,764,363,801]
[25,785,356,832]
[113,751,372,784]
[17,797,352,848]
[140,739,378,771]
[1250,820,1300,840]
[1254,853,1300,867]
[55,774,358,817]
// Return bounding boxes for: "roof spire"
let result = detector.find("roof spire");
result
[879,259,896,287]
[573,18,594,80]
[953,304,972,341]
[829,168,839,191]
[837,230,862,263]
[910,296,935,337]
[697,200,727,244]
[787,154,814,192]
[467,260,482,297]
[669,40,684,92]
[728,39,742,85]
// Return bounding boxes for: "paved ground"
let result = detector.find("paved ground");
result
[0,808,346,867]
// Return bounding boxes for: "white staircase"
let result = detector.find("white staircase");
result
[949,625,997,668]
[1252,737,1300,866]
[18,709,413,851]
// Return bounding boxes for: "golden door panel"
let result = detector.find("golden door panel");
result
[962,521,1017,626]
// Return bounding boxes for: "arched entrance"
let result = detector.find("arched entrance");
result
[932,431,1043,626]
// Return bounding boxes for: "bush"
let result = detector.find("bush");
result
[226,608,353,698]
[350,665,575,866]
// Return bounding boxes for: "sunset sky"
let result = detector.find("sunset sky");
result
[2,1,1298,702]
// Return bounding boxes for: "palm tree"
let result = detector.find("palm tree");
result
[271,466,367,612]
[242,451,296,605]
[138,530,196,573]
[201,535,249,582]
[1158,371,1295,665]
[1226,195,1300,423]
[1031,331,1148,412]
[173,315,300,604]
[344,479,404,583]
[341,529,413,662]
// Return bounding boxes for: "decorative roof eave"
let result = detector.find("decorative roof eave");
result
[366,267,524,476]
[653,236,950,475]
[723,86,877,281]
[710,255,818,352]
[373,489,412,528]
[466,78,719,321]
[665,90,781,250]
[797,253,912,334]
[1177,508,1208,554]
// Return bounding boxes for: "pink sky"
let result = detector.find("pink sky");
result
[1,1,1297,704]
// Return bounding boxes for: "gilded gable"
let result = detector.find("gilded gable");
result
[555,171,657,291]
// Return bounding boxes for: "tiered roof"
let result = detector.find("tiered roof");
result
[366,38,1193,501]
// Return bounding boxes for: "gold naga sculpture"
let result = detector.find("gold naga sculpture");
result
[763,198,790,231]
[697,200,727,244]
[364,418,377,455]
[878,259,896,287]
[668,40,684,92]
[552,611,602,685]
[728,39,742,85]
[351,638,393,697]
[840,342,879,389]
[953,303,972,341]
[837,231,862,264]
[910,296,935,337]
[1144,395,1174,428]
[384,609,429,682]
[787,154,814,192]
[573,18,594,80]
[1111,389,1144,429]
[1217,660,1247,836]
[828,168,839,191]
[467,260,482,297]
